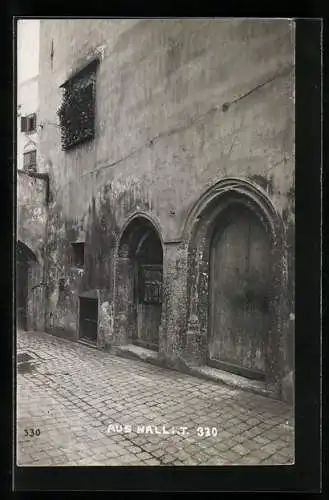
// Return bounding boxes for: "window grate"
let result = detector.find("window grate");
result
[139,265,163,305]
[23,150,37,171]
[57,61,98,151]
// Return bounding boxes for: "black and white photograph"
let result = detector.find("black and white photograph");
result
[16,17,296,468]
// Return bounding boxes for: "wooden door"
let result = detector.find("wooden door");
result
[208,206,271,379]
[133,230,163,351]
[136,265,162,350]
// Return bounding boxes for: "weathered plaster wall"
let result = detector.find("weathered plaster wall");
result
[17,171,48,261]
[18,19,40,84]
[39,20,294,232]
[39,19,295,400]
[17,20,40,172]
[17,77,39,172]
[17,170,48,330]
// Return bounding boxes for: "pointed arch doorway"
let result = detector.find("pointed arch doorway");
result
[185,178,284,385]
[16,241,38,331]
[117,217,163,351]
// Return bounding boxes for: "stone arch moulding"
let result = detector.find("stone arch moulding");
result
[182,177,284,245]
[23,140,37,153]
[16,240,39,263]
[183,177,287,394]
[115,210,165,258]
[16,235,43,265]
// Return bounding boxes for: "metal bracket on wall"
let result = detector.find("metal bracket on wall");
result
[38,120,61,130]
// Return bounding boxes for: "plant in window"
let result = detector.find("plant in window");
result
[23,150,37,172]
[57,60,98,150]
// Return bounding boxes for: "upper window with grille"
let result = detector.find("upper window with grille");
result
[57,59,99,151]
[23,150,37,171]
[21,113,37,133]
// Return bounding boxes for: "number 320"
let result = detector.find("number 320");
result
[197,426,218,437]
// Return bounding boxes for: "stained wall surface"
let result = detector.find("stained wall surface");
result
[38,19,295,400]
[17,20,46,331]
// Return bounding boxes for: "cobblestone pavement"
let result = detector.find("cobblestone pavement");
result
[16,330,294,466]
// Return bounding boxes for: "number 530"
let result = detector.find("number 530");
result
[24,428,40,437]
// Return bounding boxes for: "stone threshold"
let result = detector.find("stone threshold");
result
[112,344,159,366]
[112,344,277,400]
[78,339,99,350]
[189,365,275,399]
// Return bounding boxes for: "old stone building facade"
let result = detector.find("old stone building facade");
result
[16,20,49,333]
[18,19,295,402]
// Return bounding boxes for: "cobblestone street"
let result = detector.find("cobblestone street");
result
[16,330,294,466]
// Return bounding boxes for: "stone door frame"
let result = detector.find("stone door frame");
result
[113,213,165,349]
[183,178,287,391]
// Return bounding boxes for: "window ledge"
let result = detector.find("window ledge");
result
[17,169,49,181]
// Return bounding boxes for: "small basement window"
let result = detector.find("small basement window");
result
[21,113,37,133]
[23,150,37,171]
[71,242,85,268]
[79,297,98,343]
[58,278,65,291]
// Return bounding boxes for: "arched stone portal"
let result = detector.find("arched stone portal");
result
[185,178,286,389]
[16,241,38,331]
[115,216,163,351]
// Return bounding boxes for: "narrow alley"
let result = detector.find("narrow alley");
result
[16,330,294,466]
